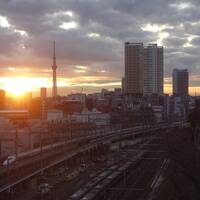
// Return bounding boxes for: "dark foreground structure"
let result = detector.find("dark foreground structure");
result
[1,125,199,200]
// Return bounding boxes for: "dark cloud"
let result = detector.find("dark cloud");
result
[0,0,199,91]
[163,37,187,48]
[191,37,200,46]
[0,27,21,55]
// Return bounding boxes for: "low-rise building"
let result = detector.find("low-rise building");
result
[71,108,110,125]
[66,93,86,104]
[47,109,64,120]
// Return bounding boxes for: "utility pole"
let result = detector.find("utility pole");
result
[40,131,43,175]
[28,125,32,150]
[15,128,18,159]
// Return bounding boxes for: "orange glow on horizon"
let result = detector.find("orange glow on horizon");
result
[0,77,72,98]
[164,85,200,96]
[0,76,199,97]
[0,77,51,97]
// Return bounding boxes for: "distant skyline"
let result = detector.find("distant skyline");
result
[0,0,200,96]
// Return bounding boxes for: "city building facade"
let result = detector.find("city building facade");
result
[143,44,163,95]
[40,87,47,120]
[124,42,163,96]
[125,42,144,95]
[0,90,6,110]
[173,69,189,96]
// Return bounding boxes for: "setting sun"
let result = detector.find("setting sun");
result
[0,77,52,97]
[3,78,34,97]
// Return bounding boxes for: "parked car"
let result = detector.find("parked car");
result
[2,155,16,166]
[81,163,87,169]
[38,183,51,195]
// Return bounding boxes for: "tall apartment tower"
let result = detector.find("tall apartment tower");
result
[124,42,163,96]
[0,90,6,109]
[143,44,163,95]
[173,69,189,96]
[52,40,57,98]
[121,77,125,94]
[125,42,144,95]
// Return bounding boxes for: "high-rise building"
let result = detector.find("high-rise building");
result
[125,42,144,95]
[121,77,125,94]
[23,92,32,109]
[124,42,163,96]
[143,44,163,95]
[29,98,42,119]
[40,87,47,120]
[41,87,47,99]
[52,40,57,98]
[0,90,6,110]
[173,69,189,96]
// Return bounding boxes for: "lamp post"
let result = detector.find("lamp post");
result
[27,123,31,151]
[40,130,43,175]
[69,115,72,141]
[14,128,18,159]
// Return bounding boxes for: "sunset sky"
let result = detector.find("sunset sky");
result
[0,0,200,97]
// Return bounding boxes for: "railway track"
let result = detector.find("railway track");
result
[104,133,167,200]
[0,124,181,196]
[68,134,158,200]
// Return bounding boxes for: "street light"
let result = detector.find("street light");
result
[40,130,43,175]
[14,127,18,159]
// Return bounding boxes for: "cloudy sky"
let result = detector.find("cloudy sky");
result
[0,0,200,96]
